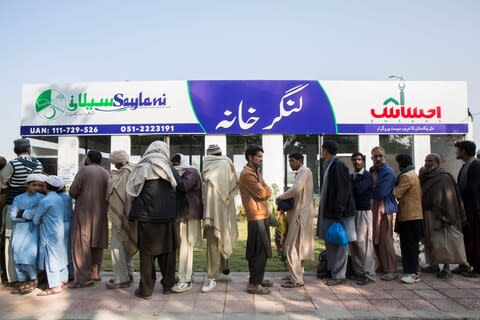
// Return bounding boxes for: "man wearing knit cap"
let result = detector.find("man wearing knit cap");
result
[69,150,109,288]
[8,174,45,294]
[170,153,203,293]
[201,144,239,293]
[21,175,67,296]
[1,138,43,284]
[105,150,137,289]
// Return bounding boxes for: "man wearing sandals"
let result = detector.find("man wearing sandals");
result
[21,175,68,296]
[8,174,45,294]
[69,150,109,288]
[277,152,315,288]
[239,144,273,295]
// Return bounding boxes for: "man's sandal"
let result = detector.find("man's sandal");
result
[281,281,304,288]
[37,288,62,296]
[247,284,271,295]
[261,280,274,287]
[68,281,94,289]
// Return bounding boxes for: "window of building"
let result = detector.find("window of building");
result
[130,135,167,161]
[380,135,413,175]
[227,135,262,176]
[30,137,60,175]
[78,136,111,169]
[283,135,320,193]
[322,135,359,173]
[430,134,464,176]
[170,135,205,170]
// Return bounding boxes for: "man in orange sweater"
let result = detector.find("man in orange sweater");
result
[238,144,273,295]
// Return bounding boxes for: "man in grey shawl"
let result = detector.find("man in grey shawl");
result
[201,144,238,293]
[105,150,137,289]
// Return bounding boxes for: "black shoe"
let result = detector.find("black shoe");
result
[462,271,479,278]
[452,265,470,274]
[105,281,131,289]
[317,271,332,279]
[436,270,452,279]
[348,272,362,281]
[325,278,346,286]
[134,289,152,300]
[420,266,440,273]
[163,288,172,295]
[356,276,375,285]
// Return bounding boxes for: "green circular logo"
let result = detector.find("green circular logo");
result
[35,89,67,121]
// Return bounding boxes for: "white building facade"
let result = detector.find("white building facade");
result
[21,80,471,194]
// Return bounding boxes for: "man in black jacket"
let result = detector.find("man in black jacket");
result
[317,140,356,286]
[350,152,376,285]
[126,141,181,299]
[455,140,480,277]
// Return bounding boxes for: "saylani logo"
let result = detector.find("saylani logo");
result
[35,89,67,121]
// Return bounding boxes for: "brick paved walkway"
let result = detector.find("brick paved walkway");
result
[1,272,480,319]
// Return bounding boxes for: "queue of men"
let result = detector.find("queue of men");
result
[0,137,479,299]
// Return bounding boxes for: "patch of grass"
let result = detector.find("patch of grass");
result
[102,220,325,272]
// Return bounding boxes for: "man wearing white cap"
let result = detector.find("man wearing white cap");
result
[201,144,238,293]
[56,178,74,281]
[106,150,137,289]
[21,175,68,296]
[8,174,45,294]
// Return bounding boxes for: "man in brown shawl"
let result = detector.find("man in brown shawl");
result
[69,150,109,288]
[419,153,466,279]
[105,150,137,289]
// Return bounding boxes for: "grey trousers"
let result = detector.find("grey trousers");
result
[349,210,376,279]
[110,225,133,284]
[326,242,349,280]
[205,226,227,279]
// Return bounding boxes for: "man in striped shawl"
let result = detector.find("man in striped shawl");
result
[1,138,43,284]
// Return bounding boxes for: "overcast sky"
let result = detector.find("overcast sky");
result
[1,0,479,158]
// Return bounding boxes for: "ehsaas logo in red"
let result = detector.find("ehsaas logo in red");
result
[370,97,441,119]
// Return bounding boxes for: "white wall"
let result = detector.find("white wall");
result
[262,135,284,192]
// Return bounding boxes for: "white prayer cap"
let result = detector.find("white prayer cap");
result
[26,174,44,184]
[46,175,64,190]
[38,174,47,182]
